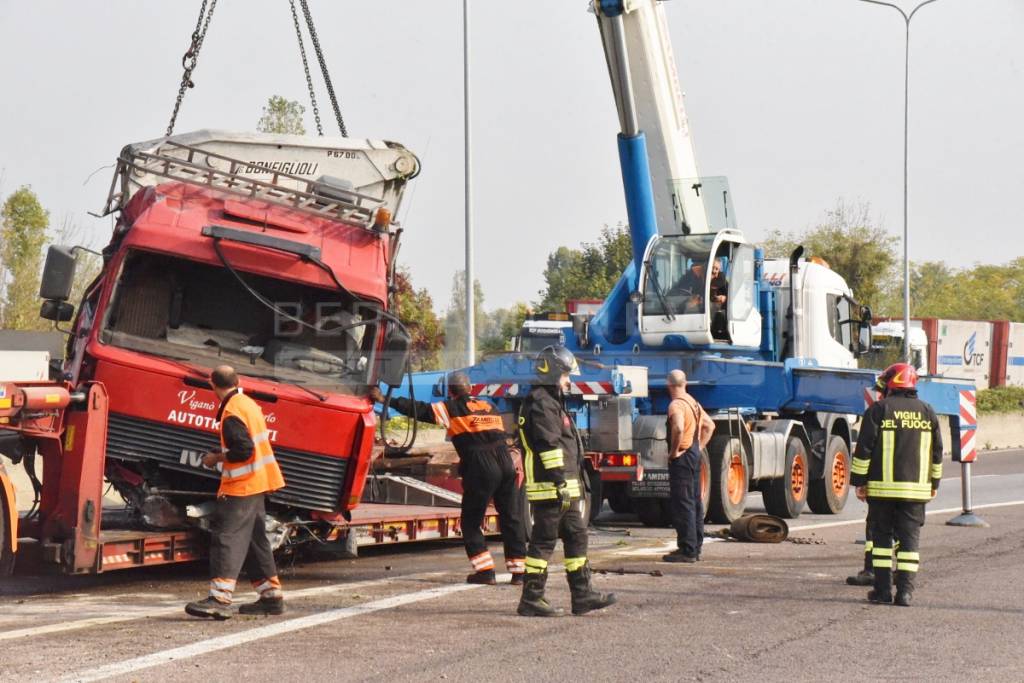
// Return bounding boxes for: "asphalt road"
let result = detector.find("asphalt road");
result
[1,449,1022,682]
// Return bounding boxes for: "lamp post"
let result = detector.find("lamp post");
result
[463,0,475,366]
[856,0,941,363]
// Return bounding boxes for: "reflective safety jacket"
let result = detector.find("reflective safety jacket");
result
[217,389,286,497]
[850,391,943,502]
[517,385,583,502]
[390,395,506,454]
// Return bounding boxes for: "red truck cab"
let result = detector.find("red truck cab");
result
[47,130,419,548]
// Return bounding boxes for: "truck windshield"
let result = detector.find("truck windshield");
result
[100,250,379,394]
[643,234,717,316]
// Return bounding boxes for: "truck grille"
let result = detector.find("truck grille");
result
[106,413,348,512]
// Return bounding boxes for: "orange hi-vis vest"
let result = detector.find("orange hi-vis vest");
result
[218,391,285,497]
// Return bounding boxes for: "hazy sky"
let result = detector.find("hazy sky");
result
[1,1,1021,312]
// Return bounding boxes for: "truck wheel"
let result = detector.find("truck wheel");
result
[707,436,748,523]
[606,484,634,513]
[635,499,666,527]
[807,435,850,514]
[700,448,711,520]
[0,491,13,577]
[763,436,809,519]
[585,466,603,524]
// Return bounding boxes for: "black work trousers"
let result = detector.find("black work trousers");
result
[669,447,704,558]
[209,493,277,596]
[525,501,588,572]
[460,445,527,567]
[869,499,925,593]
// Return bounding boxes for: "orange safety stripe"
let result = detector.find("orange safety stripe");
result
[431,402,452,428]
[447,414,504,437]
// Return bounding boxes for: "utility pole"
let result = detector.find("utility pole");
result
[856,0,942,363]
[463,0,475,366]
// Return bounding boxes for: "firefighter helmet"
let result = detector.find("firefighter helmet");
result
[535,345,579,381]
[877,362,918,393]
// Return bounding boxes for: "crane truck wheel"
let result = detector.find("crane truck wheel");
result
[605,484,634,514]
[700,447,711,520]
[763,437,809,519]
[707,436,748,524]
[634,498,667,527]
[807,435,851,514]
[0,483,14,577]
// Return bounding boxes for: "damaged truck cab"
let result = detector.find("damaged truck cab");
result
[29,130,419,569]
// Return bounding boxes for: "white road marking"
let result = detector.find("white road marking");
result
[0,573,447,642]
[610,500,1024,556]
[62,581,484,683]
[787,499,1024,533]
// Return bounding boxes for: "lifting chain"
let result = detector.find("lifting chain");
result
[288,0,323,136]
[165,0,219,137]
[296,0,348,137]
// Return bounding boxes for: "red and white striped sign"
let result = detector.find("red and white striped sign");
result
[470,381,615,398]
[863,387,879,410]
[959,389,978,462]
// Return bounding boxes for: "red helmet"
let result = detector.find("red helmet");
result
[877,362,918,393]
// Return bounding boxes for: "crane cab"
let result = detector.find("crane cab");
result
[635,229,761,348]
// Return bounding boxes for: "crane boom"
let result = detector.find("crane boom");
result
[594,0,710,236]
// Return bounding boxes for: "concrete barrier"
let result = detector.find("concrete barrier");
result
[977,411,1024,450]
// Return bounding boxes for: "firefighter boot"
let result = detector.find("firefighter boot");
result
[867,568,893,604]
[238,597,286,615]
[466,569,497,585]
[846,550,875,586]
[894,571,914,607]
[516,572,564,617]
[567,563,617,616]
[185,597,232,620]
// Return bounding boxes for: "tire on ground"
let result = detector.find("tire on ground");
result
[807,435,851,514]
[585,464,602,524]
[763,436,810,519]
[707,435,748,523]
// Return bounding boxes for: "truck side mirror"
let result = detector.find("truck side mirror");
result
[39,246,77,302]
[40,299,75,322]
[856,320,872,357]
[379,323,411,387]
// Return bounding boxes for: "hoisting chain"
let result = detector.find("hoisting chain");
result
[289,0,323,135]
[296,0,348,136]
[165,0,219,137]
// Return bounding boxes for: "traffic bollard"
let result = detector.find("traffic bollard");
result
[946,461,989,528]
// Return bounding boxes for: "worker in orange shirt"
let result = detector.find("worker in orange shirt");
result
[663,369,715,563]
[186,365,287,620]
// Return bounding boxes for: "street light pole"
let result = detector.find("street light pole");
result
[857,0,941,363]
[463,0,475,366]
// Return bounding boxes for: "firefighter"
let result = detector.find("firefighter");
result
[186,365,287,620]
[849,362,943,607]
[846,370,895,587]
[516,345,616,617]
[370,372,527,585]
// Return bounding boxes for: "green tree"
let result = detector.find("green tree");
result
[1,187,49,330]
[906,258,1024,321]
[763,199,897,312]
[479,301,530,355]
[257,96,307,135]
[443,270,487,367]
[392,267,444,371]
[537,223,632,311]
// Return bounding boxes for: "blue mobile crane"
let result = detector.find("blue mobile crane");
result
[402,0,977,525]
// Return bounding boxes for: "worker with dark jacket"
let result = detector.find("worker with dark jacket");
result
[517,345,616,617]
[370,372,527,585]
[846,369,897,587]
[850,362,942,607]
[186,365,287,620]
